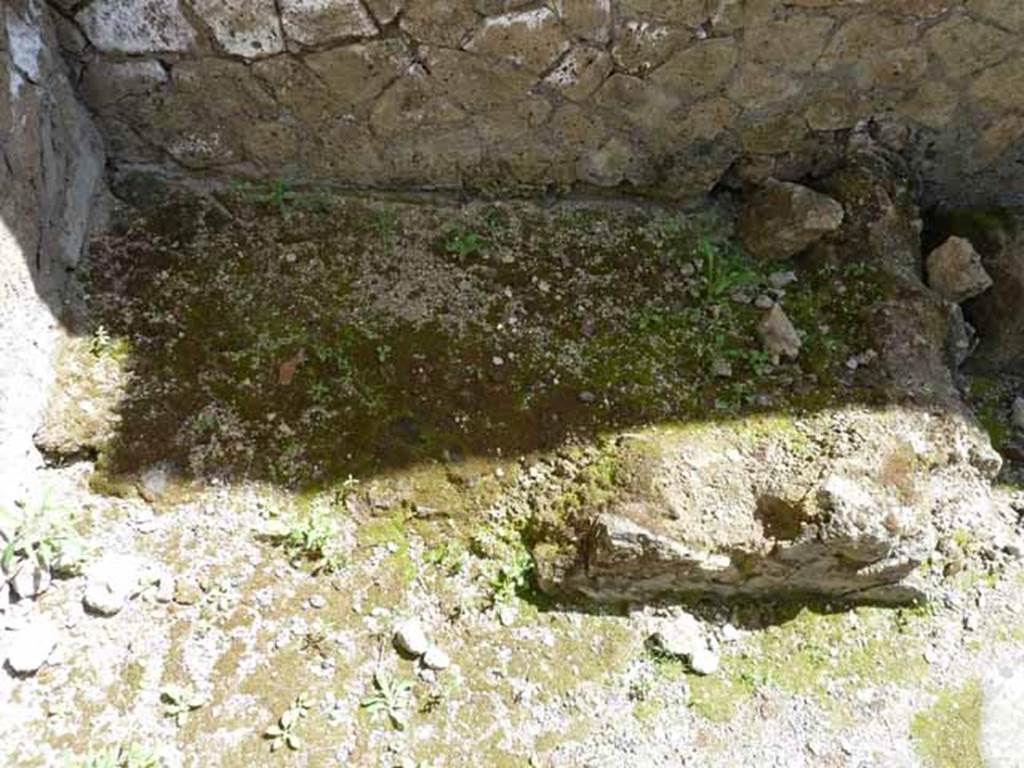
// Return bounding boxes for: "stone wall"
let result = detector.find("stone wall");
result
[0,0,104,506]
[47,0,1024,205]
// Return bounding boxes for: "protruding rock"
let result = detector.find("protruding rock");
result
[422,646,451,671]
[649,613,703,659]
[926,236,993,303]
[83,555,147,616]
[5,619,59,675]
[688,647,720,676]
[393,618,430,657]
[738,180,844,261]
[758,305,801,363]
[9,561,51,600]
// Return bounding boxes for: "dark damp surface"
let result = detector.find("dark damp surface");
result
[76,187,892,489]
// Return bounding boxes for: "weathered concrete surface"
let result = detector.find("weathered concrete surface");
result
[532,405,1002,605]
[0,0,105,508]
[49,0,1024,206]
[982,656,1024,768]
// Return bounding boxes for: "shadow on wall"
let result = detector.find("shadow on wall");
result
[1,0,105,309]
[0,0,105,502]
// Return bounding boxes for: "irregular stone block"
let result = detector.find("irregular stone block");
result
[532,406,998,604]
[400,0,477,47]
[758,305,801,363]
[280,0,377,47]
[191,0,284,58]
[926,236,993,303]
[544,46,612,103]
[553,0,611,44]
[76,0,195,54]
[738,180,844,262]
[466,7,569,75]
[5,618,58,675]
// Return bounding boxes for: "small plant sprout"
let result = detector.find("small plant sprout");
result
[0,493,86,578]
[695,236,758,300]
[160,684,206,727]
[264,693,311,752]
[489,549,535,604]
[443,228,485,258]
[69,743,161,768]
[89,324,112,356]
[267,502,345,575]
[360,669,413,731]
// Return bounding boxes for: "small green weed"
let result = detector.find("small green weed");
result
[361,669,414,731]
[489,549,535,604]
[232,179,326,217]
[264,693,311,752]
[370,209,399,251]
[910,680,983,768]
[443,228,485,258]
[695,237,759,300]
[0,494,86,577]
[426,539,465,575]
[88,324,130,361]
[267,503,345,574]
[160,684,206,727]
[68,744,161,768]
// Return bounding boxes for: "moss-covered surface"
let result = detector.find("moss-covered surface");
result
[686,606,930,724]
[910,680,984,768]
[73,188,895,493]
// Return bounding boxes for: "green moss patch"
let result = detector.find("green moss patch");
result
[78,192,896,491]
[687,606,929,724]
[910,680,984,768]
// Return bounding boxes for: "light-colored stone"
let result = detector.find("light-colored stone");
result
[739,180,844,261]
[8,560,50,599]
[77,0,195,54]
[393,618,430,656]
[926,237,993,303]
[688,647,720,676]
[611,20,687,75]
[83,554,146,616]
[5,618,58,674]
[543,46,613,103]
[191,0,284,58]
[280,0,377,46]
[649,613,703,658]
[981,657,1024,768]
[758,305,801,363]
[465,7,569,75]
[1,0,106,519]
[422,646,451,670]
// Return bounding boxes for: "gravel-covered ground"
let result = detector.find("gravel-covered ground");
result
[2,191,1023,767]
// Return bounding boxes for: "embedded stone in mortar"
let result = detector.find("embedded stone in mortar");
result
[190,0,285,58]
[279,0,378,47]
[76,0,195,54]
